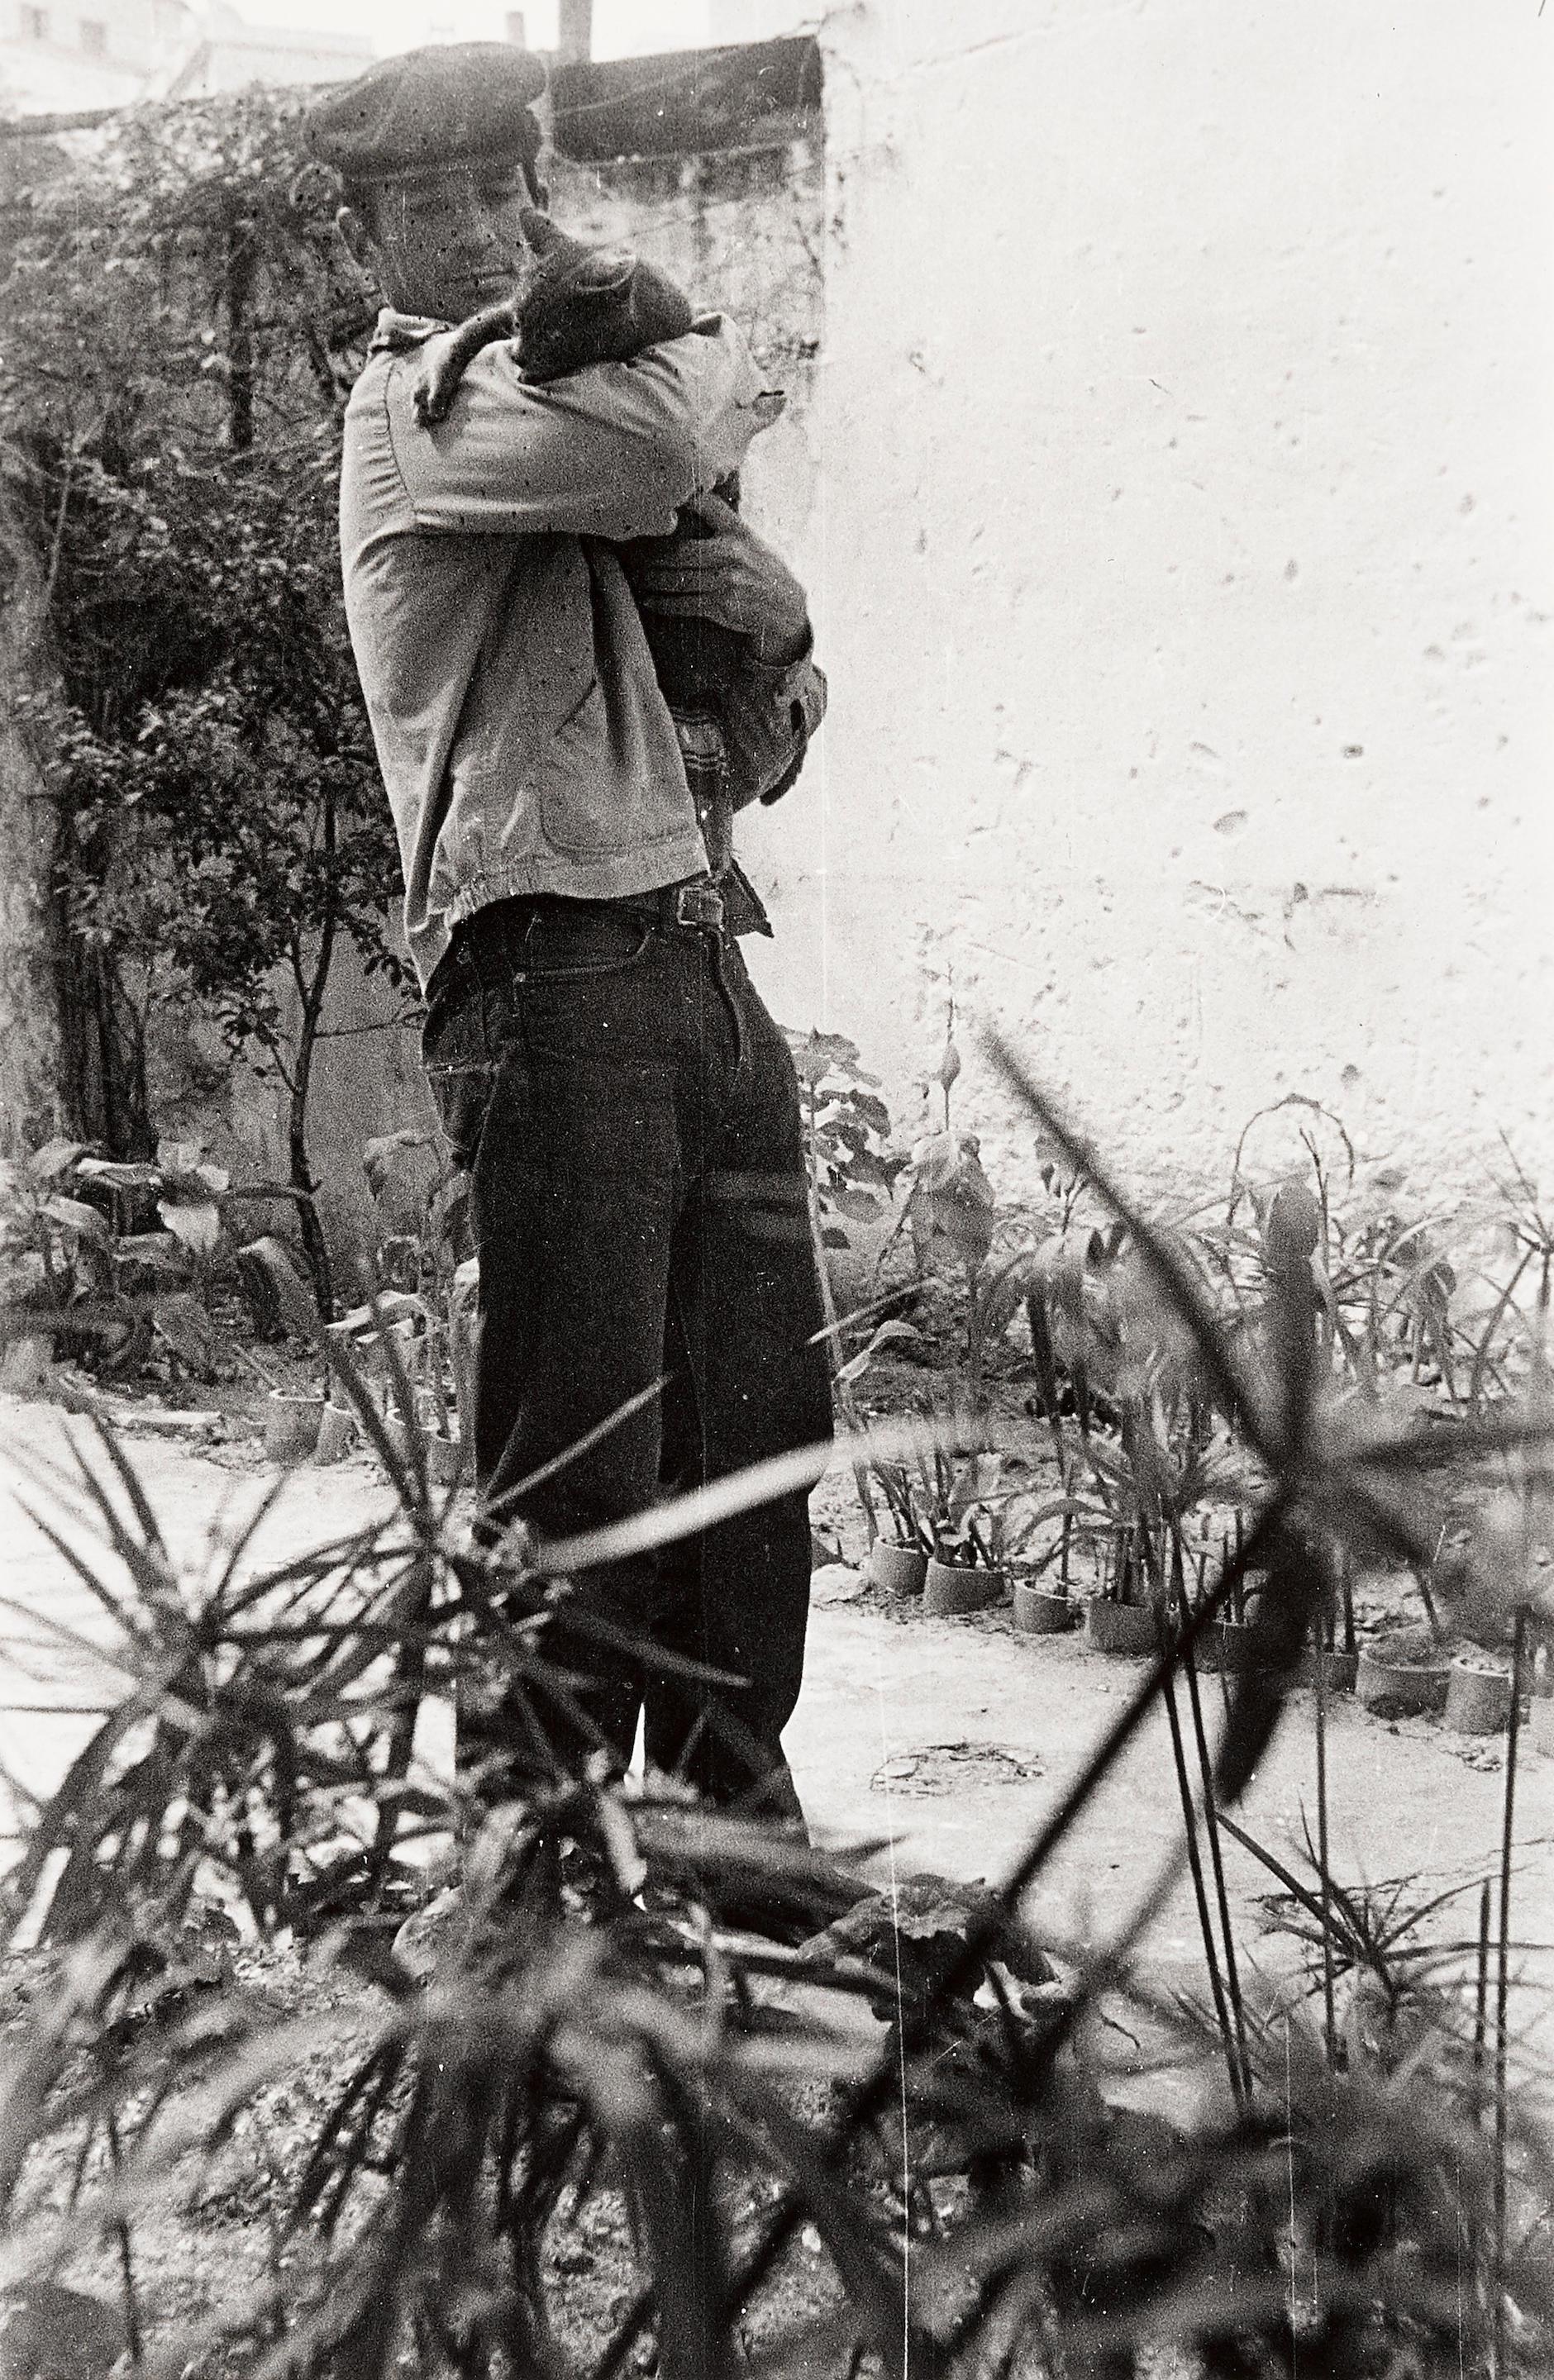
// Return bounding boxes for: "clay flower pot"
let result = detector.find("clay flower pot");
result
[1445,1662,1513,1736]
[1085,1600,1161,1657]
[1013,1580,1075,1635]
[263,1391,325,1466]
[922,1559,1004,1617]
[1294,1646,1359,1695]
[424,1432,463,1487]
[1199,1621,1275,1674]
[1356,1635,1451,1719]
[870,1540,927,1597]
[312,1402,357,1466]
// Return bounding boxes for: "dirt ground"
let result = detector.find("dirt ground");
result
[2,1383,1552,2373]
[4,1388,1551,2097]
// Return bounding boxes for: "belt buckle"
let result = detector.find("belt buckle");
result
[674,882,726,933]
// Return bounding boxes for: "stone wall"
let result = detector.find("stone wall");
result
[744,0,1554,1209]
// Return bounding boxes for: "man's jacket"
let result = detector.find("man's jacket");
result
[341,308,824,990]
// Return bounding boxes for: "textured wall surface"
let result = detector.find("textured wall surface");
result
[732,0,1554,1206]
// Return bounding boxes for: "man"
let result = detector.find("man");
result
[303,45,833,1822]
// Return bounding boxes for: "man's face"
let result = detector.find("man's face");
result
[341,155,535,321]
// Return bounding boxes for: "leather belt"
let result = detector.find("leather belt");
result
[448,878,727,986]
[614,877,727,934]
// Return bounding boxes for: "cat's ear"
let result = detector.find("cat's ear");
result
[573,247,638,302]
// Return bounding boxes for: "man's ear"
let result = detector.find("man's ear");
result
[336,204,376,278]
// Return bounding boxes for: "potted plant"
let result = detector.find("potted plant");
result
[1084,1524,1164,1656]
[312,1399,358,1465]
[923,1531,1007,1617]
[918,1447,1008,1616]
[1194,1517,1277,1673]
[1356,1627,1452,1718]
[1005,1506,1084,1634]
[1292,1545,1359,1692]
[864,1456,932,1596]
[263,1386,327,1465]
[1012,1567,1077,1635]
[1445,1652,1513,1735]
[1294,1636,1360,1695]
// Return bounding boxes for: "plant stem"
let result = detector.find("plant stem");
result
[1473,1878,1490,2080]
[1173,1547,1250,2096]
[1158,1613,1242,2106]
[1490,1604,1528,2380]
[803,1078,877,1544]
[285,802,339,1319]
[1314,1621,1337,2072]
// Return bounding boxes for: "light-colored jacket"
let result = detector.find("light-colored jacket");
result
[341,308,805,989]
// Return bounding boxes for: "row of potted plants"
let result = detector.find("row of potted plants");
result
[255,1261,478,1484]
[864,1524,1553,1745]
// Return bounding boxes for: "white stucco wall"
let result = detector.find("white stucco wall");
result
[735,0,1554,1204]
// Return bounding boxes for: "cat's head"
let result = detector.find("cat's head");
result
[514,207,696,384]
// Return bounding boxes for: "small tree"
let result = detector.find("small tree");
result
[1,92,401,1311]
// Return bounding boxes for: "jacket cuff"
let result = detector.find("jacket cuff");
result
[743,625,814,687]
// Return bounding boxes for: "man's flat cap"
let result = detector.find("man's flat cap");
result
[303,43,547,185]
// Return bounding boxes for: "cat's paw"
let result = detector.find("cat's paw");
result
[412,331,465,426]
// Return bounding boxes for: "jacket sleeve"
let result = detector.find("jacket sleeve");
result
[388,316,783,543]
[721,635,827,813]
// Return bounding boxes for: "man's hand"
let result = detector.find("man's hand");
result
[632,491,810,667]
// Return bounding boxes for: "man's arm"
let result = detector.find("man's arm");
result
[631,490,825,807]
[721,639,827,812]
[388,317,782,543]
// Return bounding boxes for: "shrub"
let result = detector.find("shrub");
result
[2,1056,1551,2374]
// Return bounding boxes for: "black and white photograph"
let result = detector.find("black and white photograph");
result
[0,2,1551,2372]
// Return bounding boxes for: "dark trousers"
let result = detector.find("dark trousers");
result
[421,890,833,1816]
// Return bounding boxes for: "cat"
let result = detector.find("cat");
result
[412,207,747,716]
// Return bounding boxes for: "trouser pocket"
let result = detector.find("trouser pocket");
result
[421,953,500,1173]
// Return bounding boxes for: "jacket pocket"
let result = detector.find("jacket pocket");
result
[541,680,622,856]
[541,678,694,860]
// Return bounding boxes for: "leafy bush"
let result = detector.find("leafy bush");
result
[0,1130,274,1378]
[1,91,406,1309]
[2,1054,1551,2376]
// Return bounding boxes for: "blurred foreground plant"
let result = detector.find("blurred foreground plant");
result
[1,1057,1551,2378]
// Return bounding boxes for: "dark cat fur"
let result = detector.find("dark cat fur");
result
[414,207,745,708]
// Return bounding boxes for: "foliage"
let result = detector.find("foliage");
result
[0,90,403,1307]
[3,1059,1552,2376]
[870,1026,1008,1408]
[351,1128,477,1448]
[0,1128,279,1379]
[784,1026,902,1255]
[878,1418,1006,1567]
